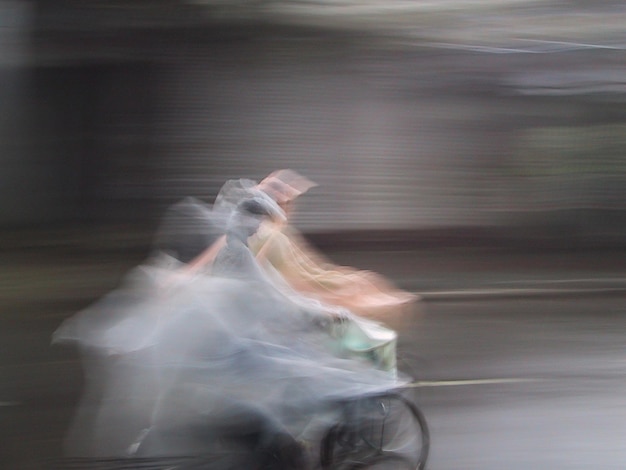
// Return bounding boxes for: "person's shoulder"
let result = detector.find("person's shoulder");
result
[259,222,292,239]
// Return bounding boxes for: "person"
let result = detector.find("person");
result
[51,196,308,467]
[184,173,407,373]
[251,170,419,321]
[52,193,407,468]
[155,170,417,322]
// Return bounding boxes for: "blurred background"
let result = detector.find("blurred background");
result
[2,0,626,246]
[1,0,626,469]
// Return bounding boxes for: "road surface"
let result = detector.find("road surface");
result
[1,247,625,468]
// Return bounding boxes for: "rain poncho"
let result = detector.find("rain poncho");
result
[53,195,407,460]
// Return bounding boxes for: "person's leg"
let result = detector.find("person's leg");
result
[142,387,309,470]
[209,400,310,470]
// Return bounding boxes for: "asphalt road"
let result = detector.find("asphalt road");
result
[402,297,626,470]
[1,249,625,469]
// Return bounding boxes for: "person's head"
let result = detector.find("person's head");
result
[228,194,286,241]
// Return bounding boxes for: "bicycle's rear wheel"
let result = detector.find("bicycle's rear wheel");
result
[320,392,429,470]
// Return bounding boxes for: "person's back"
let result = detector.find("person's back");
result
[153,197,225,264]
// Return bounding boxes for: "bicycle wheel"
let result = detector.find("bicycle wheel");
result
[320,392,429,470]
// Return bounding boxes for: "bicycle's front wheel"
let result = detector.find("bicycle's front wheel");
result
[320,392,429,470]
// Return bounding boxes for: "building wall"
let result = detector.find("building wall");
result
[3,20,626,243]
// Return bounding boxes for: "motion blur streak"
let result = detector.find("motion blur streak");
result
[2,1,626,469]
[0,0,624,244]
